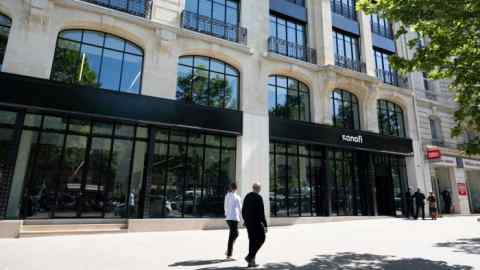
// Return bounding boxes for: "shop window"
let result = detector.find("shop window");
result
[377,100,406,137]
[177,55,239,110]
[331,89,360,129]
[268,75,311,122]
[0,13,12,70]
[51,30,144,94]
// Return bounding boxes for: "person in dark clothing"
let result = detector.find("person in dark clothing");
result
[242,182,267,268]
[441,190,452,214]
[427,192,438,220]
[414,188,426,220]
[405,187,414,219]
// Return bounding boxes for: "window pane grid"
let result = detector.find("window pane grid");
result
[377,100,406,137]
[331,89,360,130]
[268,75,311,122]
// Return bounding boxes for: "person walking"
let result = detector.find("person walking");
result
[414,188,426,220]
[405,187,414,219]
[224,182,242,259]
[242,182,267,268]
[427,192,438,220]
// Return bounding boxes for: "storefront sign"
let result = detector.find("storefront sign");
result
[431,155,457,167]
[341,134,364,144]
[426,148,441,160]
[463,158,480,170]
[457,183,468,196]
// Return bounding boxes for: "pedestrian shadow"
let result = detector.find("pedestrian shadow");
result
[194,252,473,270]
[169,259,234,267]
[435,238,480,255]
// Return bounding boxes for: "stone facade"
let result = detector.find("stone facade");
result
[0,0,476,218]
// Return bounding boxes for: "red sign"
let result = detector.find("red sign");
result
[427,148,442,160]
[457,183,468,196]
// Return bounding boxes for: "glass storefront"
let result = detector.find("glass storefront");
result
[270,141,408,217]
[2,109,237,219]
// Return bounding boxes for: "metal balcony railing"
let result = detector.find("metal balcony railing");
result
[371,22,394,39]
[181,10,248,45]
[335,54,366,73]
[330,0,357,20]
[376,69,409,88]
[285,0,305,6]
[268,37,317,64]
[80,0,153,18]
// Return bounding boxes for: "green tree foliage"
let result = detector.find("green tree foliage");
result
[357,0,480,154]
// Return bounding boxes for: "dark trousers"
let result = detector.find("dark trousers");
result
[246,224,266,262]
[415,204,425,220]
[226,220,239,257]
[406,202,414,218]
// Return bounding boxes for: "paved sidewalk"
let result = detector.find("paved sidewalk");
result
[0,216,479,270]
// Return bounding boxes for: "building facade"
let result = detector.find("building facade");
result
[0,0,473,226]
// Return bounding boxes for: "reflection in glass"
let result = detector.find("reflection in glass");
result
[331,89,360,129]
[268,75,310,121]
[0,13,12,70]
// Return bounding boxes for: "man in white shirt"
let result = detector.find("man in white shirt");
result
[224,182,242,259]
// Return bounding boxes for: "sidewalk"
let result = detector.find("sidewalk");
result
[0,216,478,270]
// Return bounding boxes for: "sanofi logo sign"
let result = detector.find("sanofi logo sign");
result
[341,134,364,144]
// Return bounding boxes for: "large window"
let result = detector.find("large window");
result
[333,30,363,72]
[377,100,406,137]
[149,129,236,218]
[0,13,12,70]
[429,117,443,145]
[374,49,402,86]
[330,0,356,20]
[331,89,360,130]
[177,55,239,110]
[13,114,148,219]
[183,0,244,43]
[268,75,310,122]
[371,14,393,39]
[270,142,324,217]
[80,0,152,17]
[51,30,144,94]
[269,14,308,61]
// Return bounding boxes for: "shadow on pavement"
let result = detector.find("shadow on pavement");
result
[435,238,480,255]
[192,252,473,270]
[169,259,234,267]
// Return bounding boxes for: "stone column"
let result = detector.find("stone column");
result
[313,0,334,66]
[358,12,375,76]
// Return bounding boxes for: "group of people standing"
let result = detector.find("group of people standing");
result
[405,187,452,220]
[224,182,267,268]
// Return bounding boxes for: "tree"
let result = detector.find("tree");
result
[357,0,480,154]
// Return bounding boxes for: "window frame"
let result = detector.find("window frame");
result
[50,29,145,94]
[269,13,307,59]
[377,99,407,138]
[268,75,311,122]
[176,55,240,110]
[331,89,361,130]
[0,13,12,70]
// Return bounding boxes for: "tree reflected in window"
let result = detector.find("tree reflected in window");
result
[377,100,406,137]
[177,56,239,110]
[0,13,12,70]
[51,30,144,94]
[268,75,310,122]
[331,89,360,129]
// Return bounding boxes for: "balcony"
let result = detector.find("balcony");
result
[330,0,357,20]
[376,69,409,88]
[335,54,366,73]
[371,22,394,39]
[268,37,317,64]
[80,0,152,18]
[181,10,248,45]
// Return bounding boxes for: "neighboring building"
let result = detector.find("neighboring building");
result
[0,0,473,231]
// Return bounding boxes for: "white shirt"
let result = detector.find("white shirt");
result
[224,191,242,221]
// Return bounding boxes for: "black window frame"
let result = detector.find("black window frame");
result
[377,99,407,138]
[333,29,364,73]
[0,13,12,70]
[331,89,361,130]
[50,29,145,94]
[370,13,393,39]
[269,13,308,60]
[176,55,240,110]
[330,0,357,21]
[268,75,311,122]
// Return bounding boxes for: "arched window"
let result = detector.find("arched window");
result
[331,89,360,129]
[51,29,144,94]
[0,13,12,70]
[177,55,239,110]
[268,75,310,121]
[377,100,406,137]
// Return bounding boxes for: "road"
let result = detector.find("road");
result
[0,216,479,270]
